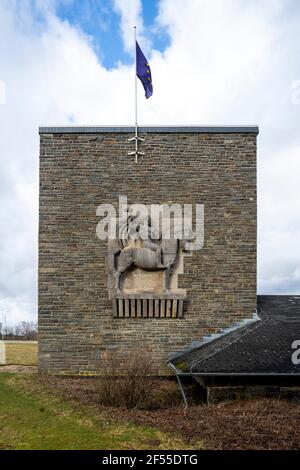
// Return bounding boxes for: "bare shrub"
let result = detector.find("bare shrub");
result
[96,350,159,409]
[1,321,38,341]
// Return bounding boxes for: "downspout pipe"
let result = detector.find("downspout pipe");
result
[167,361,189,408]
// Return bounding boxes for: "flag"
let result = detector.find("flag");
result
[136,41,153,99]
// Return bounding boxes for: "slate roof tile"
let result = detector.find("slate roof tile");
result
[169,296,300,375]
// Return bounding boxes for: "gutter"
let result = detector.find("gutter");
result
[167,361,300,407]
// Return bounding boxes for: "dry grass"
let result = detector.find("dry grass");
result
[127,398,300,450]
[5,342,38,366]
[0,373,196,450]
[35,375,300,450]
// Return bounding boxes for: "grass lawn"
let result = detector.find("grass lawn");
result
[1,372,299,450]
[5,342,38,366]
[0,374,196,450]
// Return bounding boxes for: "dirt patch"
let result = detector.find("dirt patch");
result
[0,365,37,374]
[34,375,300,450]
[127,400,300,450]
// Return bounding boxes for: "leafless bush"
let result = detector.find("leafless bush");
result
[96,350,159,409]
[0,321,38,340]
[14,321,38,340]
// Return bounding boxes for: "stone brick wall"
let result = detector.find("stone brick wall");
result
[38,127,257,374]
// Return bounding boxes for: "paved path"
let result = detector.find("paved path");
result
[0,365,37,373]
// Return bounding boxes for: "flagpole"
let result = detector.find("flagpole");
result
[128,25,144,163]
[134,25,138,163]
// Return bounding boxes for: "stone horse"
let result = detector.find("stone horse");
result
[114,238,180,293]
[111,212,193,293]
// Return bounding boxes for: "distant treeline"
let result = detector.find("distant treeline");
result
[1,321,38,341]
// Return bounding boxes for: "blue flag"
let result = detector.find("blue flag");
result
[136,41,153,99]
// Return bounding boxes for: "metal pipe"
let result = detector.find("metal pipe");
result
[134,25,138,163]
[128,26,145,163]
[168,365,300,377]
[176,375,188,409]
[167,360,300,407]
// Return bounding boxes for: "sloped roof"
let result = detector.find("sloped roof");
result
[169,296,300,375]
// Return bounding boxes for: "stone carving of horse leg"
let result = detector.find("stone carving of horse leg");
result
[163,266,170,292]
[114,270,122,294]
[161,240,179,292]
[114,248,134,293]
[162,259,176,292]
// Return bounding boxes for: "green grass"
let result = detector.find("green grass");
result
[0,374,194,450]
[5,342,38,366]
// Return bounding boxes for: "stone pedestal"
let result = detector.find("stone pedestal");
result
[113,292,186,319]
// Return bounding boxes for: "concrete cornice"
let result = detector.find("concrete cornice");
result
[39,125,259,135]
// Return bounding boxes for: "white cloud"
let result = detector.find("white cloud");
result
[0,80,6,105]
[0,1,134,325]
[258,143,300,294]
[112,0,145,53]
[1,0,300,324]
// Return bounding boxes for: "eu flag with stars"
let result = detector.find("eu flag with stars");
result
[136,41,153,99]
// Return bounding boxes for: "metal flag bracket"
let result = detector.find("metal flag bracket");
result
[128,129,145,163]
[127,150,145,164]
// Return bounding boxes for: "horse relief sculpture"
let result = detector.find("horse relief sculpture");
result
[107,209,190,318]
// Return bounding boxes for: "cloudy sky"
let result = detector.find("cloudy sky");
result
[0,0,300,325]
